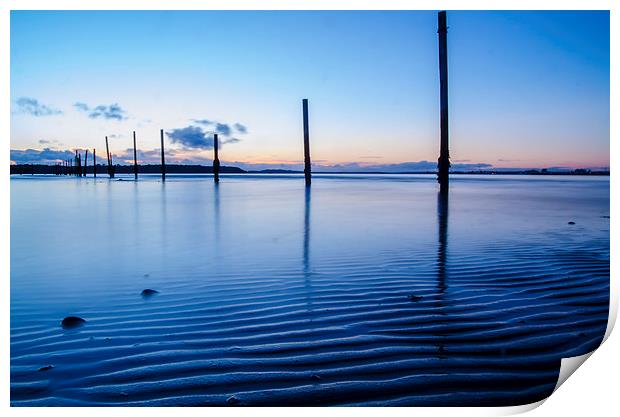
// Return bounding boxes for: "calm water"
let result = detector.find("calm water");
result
[10,174,609,406]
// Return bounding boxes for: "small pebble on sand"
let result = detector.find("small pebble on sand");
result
[141,289,159,297]
[61,316,86,329]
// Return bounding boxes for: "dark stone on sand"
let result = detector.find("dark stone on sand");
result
[227,396,241,405]
[141,289,159,297]
[408,294,423,302]
[61,316,86,329]
[568,221,575,225]
[38,365,54,372]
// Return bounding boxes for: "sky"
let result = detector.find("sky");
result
[10,10,610,171]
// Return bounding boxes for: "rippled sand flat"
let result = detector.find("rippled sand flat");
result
[10,174,609,406]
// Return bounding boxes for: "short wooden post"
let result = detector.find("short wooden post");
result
[83,150,88,177]
[302,99,311,186]
[213,133,220,183]
[160,129,166,181]
[109,152,115,178]
[133,131,138,180]
[105,136,111,177]
[75,150,81,177]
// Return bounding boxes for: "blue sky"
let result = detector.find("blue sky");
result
[10,10,610,170]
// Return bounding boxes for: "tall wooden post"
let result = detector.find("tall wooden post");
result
[160,129,166,181]
[302,98,311,186]
[133,131,138,180]
[83,150,88,176]
[93,149,97,178]
[437,11,450,189]
[213,133,220,183]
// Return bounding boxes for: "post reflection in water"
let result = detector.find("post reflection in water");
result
[213,182,221,242]
[437,187,448,295]
[436,186,449,358]
[303,186,313,314]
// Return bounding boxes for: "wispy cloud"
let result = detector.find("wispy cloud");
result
[166,126,216,149]
[192,119,213,126]
[10,148,75,164]
[74,102,127,120]
[233,123,248,134]
[14,97,62,116]
[215,123,231,136]
[167,117,248,150]
[189,118,248,137]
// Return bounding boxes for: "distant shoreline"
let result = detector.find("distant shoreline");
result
[10,164,609,176]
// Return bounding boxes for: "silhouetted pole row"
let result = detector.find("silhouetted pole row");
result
[437,11,450,190]
[302,98,312,186]
[160,129,166,181]
[133,131,138,180]
[213,133,220,183]
[53,13,449,186]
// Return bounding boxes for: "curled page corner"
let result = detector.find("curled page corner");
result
[499,398,547,415]
[498,350,599,416]
[551,297,615,395]
[553,351,595,393]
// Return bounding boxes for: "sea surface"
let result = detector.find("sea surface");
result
[10,174,610,406]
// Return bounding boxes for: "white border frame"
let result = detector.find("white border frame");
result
[2,1,617,415]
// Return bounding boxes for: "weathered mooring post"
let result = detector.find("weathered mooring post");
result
[160,129,166,181]
[93,149,97,178]
[133,131,138,180]
[302,98,311,186]
[437,11,450,190]
[83,150,88,177]
[213,133,220,183]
